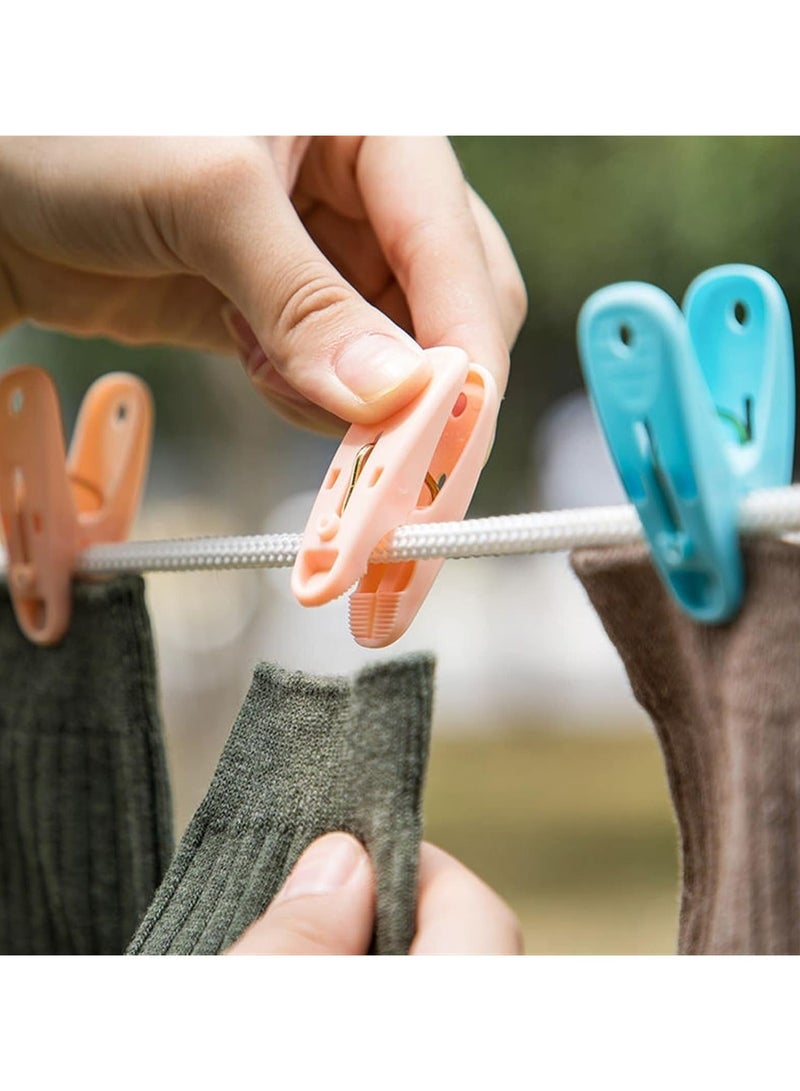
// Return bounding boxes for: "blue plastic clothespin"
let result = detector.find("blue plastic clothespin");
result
[577,264,795,623]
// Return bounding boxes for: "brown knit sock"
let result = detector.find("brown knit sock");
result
[571,538,800,955]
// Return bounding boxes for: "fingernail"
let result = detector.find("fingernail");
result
[274,833,364,904]
[221,302,259,357]
[335,334,427,403]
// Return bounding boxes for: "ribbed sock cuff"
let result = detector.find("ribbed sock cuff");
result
[0,577,173,954]
[128,653,434,956]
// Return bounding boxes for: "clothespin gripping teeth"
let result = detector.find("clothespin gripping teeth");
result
[0,367,153,645]
[292,346,498,646]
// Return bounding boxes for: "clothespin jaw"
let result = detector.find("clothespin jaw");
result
[0,368,79,645]
[682,264,795,491]
[578,282,743,623]
[292,346,498,646]
[68,372,154,547]
[0,367,153,646]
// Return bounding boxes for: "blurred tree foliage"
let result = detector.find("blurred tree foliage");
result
[5,138,800,516]
[452,136,800,512]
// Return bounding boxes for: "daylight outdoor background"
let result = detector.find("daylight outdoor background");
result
[4,136,799,953]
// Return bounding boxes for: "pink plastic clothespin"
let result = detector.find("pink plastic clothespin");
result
[0,366,153,646]
[292,346,499,647]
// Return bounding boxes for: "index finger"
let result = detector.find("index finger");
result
[356,137,512,398]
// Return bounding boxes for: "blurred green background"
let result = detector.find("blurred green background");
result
[4,136,798,953]
[452,136,800,507]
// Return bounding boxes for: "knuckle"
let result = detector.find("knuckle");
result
[197,142,264,194]
[178,140,265,214]
[155,139,267,264]
[275,261,353,340]
[384,216,444,276]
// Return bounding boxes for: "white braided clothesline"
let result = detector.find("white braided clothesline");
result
[2,483,800,576]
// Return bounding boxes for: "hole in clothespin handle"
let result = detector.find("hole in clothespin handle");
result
[733,300,748,326]
[8,388,24,415]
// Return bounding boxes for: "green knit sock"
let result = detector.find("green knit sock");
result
[0,577,173,954]
[127,654,434,956]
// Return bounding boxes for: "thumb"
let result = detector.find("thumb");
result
[225,833,375,955]
[206,171,431,426]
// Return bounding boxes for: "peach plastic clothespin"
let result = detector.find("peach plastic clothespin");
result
[0,366,153,645]
[292,345,498,647]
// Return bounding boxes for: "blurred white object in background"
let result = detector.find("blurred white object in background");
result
[534,389,627,510]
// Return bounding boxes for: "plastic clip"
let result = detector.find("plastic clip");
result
[0,367,153,645]
[683,264,795,490]
[577,265,795,623]
[292,346,498,646]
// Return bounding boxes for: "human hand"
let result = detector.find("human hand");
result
[0,137,526,435]
[224,832,522,955]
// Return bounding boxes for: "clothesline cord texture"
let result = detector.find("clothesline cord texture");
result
[2,483,800,577]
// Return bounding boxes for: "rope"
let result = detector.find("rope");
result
[2,483,799,576]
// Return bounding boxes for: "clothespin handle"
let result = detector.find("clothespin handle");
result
[0,369,78,644]
[0,367,153,645]
[349,362,498,647]
[292,346,470,607]
[292,345,498,647]
[68,372,154,547]
[683,264,795,491]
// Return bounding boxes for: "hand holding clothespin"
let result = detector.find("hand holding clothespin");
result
[578,264,795,622]
[292,346,499,647]
[0,367,153,645]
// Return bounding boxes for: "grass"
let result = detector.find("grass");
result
[423,729,680,955]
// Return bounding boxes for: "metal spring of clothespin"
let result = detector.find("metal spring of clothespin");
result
[0,367,153,645]
[577,264,795,623]
[292,345,499,647]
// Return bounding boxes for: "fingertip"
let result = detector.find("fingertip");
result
[225,833,375,956]
[231,302,435,429]
[277,833,367,903]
